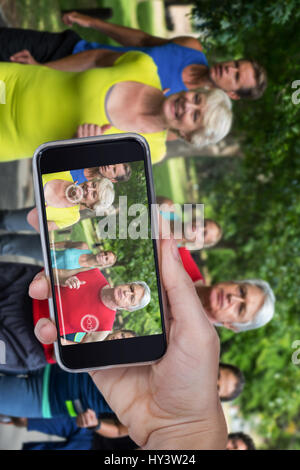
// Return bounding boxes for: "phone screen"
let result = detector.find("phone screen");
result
[34,135,166,370]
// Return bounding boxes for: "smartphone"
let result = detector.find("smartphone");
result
[33,133,167,372]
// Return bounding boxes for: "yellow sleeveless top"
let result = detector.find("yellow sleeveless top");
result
[0,52,167,163]
[42,171,80,229]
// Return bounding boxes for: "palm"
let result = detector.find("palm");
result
[91,313,220,447]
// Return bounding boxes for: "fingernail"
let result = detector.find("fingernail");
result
[34,318,48,342]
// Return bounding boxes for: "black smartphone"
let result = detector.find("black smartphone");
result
[33,133,167,372]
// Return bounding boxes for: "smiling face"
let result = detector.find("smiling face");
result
[113,283,145,310]
[95,251,116,267]
[99,164,130,182]
[209,60,256,97]
[79,180,101,207]
[184,219,221,248]
[205,281,265,330]
[162,90,206,140]
[204,220,222,246]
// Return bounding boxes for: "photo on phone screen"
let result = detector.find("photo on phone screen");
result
[34,136,166,370]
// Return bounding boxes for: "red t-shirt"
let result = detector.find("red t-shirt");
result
[32,269,116,362]
[178,247,205,283]
[33,251,203,363]
[55,269,116,336]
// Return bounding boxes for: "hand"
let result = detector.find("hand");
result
[10,49,39,65]
[30,237,227,450]
[62,11,93,28]
[75,123,112,138]
[64,276,86,290]
[76,409,99,428]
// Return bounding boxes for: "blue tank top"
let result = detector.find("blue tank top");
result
[70,168,87,185]
[50,248,91,270]
[72,40,208,96]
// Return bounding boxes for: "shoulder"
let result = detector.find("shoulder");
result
[82,267,109,285]
[115,50,160,85]
[146,130,167,164]
[178,247,205,283]
[46,205,80,229]
[42,170,72,184]
[117,50,155,67]
[170,36,203,51]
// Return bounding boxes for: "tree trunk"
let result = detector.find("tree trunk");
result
[163,137,243,161]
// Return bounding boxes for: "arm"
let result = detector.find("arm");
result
[52,241,89,250]
[10,48,122,71]
[63,12,204,50]
[55,268,88,286]
[171,36,203,51]
[47,221,59,232]
[60,331,109,345]
[81,331,110,343]
[62,11,169,47]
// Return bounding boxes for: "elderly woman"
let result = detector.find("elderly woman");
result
[43,173,115,230]
[0,51,232,163]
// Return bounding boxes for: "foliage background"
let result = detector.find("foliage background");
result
[187,0,300,449]
[96,160,162,336]
[54,161,162,337]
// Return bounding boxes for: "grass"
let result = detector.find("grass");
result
[153,159,188,204]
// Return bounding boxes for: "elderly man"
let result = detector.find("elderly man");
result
[46,266,150,340]
[194,277,275,332]
[178,247,275,332]
[4,12,267,101]
[0,262,150,371]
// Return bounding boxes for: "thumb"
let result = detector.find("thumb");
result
[34,318,57,345]
[160,238,211,330]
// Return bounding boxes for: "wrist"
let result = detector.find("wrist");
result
[143,408,227,451]
[89,17,103,30]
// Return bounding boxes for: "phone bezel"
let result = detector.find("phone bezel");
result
[32,133,167,372]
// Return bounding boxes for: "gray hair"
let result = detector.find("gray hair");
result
[231,279,275,332]
[93,178,115,215]
[190,88,233,148]
[126,281,151,312]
